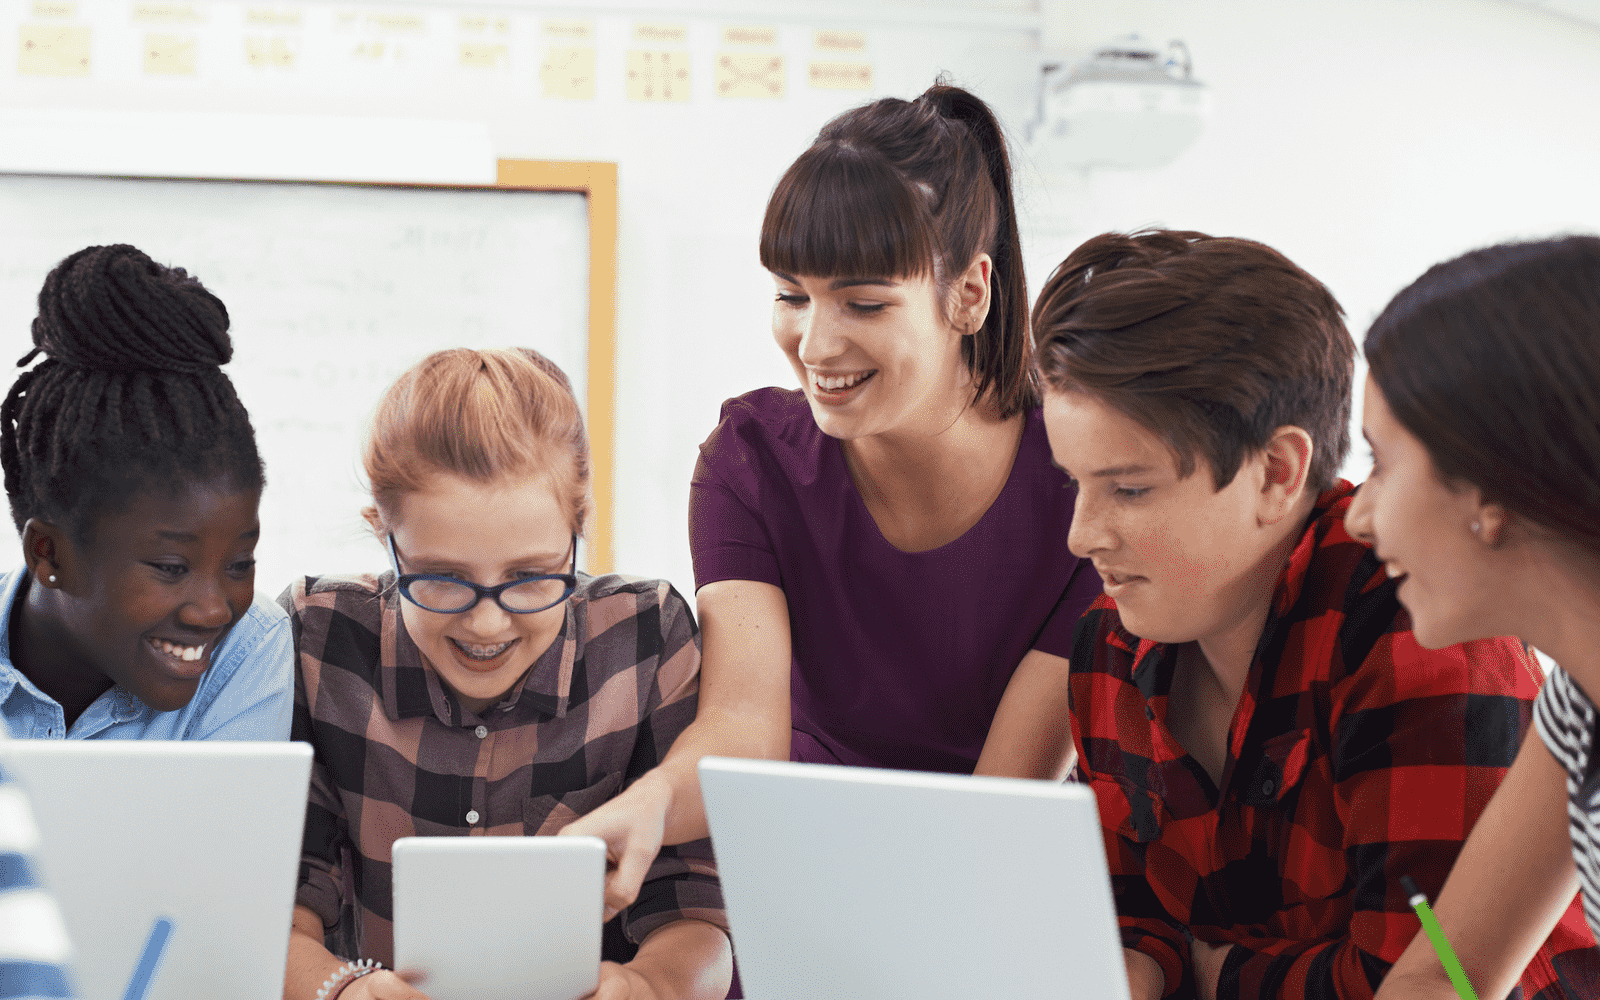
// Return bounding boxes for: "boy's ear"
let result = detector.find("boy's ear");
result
[361,505,386,539]
[1258,426,1315,526]
[21,517,69,589]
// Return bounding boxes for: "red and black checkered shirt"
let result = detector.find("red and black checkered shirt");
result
[1070,482,1600,1000]
[284,571,726,967]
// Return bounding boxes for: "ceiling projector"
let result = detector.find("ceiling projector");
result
[1030,35,1210,170]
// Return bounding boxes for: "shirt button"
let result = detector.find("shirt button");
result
[1261,779,1276,797]
[475,725,488,739]
[465,809,480,824]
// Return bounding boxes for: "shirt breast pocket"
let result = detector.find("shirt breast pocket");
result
[524,771,625,835]
[1090,775,1166,844]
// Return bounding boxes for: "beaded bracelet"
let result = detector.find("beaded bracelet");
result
[317,958,382,1000]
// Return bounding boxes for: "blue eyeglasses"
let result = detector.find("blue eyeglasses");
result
[387,533,578,614]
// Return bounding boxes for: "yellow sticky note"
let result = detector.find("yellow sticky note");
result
[367,12,423,32]
[244,35,296,68]
[18,24,90,76]
[459,42,507,69]
[245,8,301,28]
[543,18,592,42]
[627,49,690,102]
[723,25,776,46]
[809,60,872,91]
[717,52,783,99]
[145,32,196,74]
[541,45,595,99]
[133,3,203,25]
[815,30,866,53]
[633,23,686,45]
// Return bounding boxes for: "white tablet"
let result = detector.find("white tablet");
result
[391,835,607,1000]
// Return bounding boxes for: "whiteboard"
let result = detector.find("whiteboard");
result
[0,172,590,601]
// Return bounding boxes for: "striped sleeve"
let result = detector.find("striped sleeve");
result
[0,766,75,999]
[1533,664,1600,942]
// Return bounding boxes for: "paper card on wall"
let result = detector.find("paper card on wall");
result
[366,12,424,32]
[31,2,75,18]
[245,8,301,28]
[244,35,296,68]
[633,23,686,45]
[723,26,776,47]
[459,42,507,69]
[626,49,689,102]
[133,3,203,24]
[543,19,592,42]
[809,60,871,91]
[815,29,866,52]
[460,15,510,35]
[541,45,595,99]
[144,32,196,74]
[17,24,90,76]
[716,53,783,99]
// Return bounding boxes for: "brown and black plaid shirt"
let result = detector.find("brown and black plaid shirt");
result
[282,571,726,966]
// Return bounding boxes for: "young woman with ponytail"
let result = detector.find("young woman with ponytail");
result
[0,244,292,741]
[563,84,1101,919]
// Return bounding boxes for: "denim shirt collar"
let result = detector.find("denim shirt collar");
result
[0,566,151,738]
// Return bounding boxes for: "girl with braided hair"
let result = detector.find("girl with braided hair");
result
[562,82,1102,925]
[0,244,292,741]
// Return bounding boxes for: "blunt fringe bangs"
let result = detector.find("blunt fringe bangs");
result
[1365,235,1600,560]
[1032,230,1354,492]
[759,141,940,282]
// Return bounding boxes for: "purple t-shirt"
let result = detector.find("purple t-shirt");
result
[689,387,1102,775]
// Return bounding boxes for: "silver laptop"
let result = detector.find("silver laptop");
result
[699,757,1132,1000]
[0,740,312,1000]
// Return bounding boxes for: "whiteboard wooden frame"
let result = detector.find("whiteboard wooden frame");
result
[496,159,619,576]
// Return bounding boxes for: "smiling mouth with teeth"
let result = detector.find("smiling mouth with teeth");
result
[149,637,206,662]
[450,637,516,661]
[812,370,876,393]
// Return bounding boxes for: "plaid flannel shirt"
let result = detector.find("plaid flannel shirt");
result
[1070,482,1600,1000]
[283,571,726,966]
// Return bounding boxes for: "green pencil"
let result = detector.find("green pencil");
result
[1401,875,1478,1000]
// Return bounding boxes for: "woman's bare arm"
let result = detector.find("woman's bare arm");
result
[1376,732,1578,999]
[974,649,1076,780]
[562,579,793,915]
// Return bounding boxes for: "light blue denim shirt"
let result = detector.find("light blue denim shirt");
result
[0,567,292,741]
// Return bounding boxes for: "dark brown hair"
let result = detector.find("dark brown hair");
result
[364,347,591,535]
[1032,230,1354,491]
[1364,235,1600,559]
[759,83,1035,418]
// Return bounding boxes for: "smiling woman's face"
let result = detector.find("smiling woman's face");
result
[386,472,574,714]
[770,269,970,442]
[52,481,261,712]
[1344,373,1500,649]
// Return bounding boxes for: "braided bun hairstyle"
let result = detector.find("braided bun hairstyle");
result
[1,244,264,540]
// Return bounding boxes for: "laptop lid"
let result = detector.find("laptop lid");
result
[0,740,311,1000]
[700,756,1131,1000]
[392,835,605,1000]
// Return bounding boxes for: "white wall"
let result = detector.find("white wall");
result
[1021,0,1600,488]
[2,1,1598,607]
